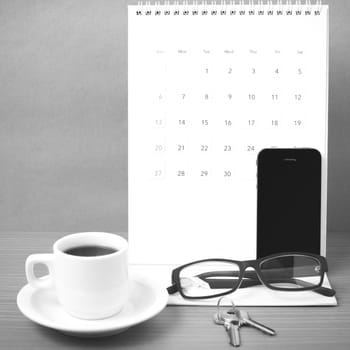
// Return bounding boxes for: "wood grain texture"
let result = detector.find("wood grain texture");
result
[0,231,350,350]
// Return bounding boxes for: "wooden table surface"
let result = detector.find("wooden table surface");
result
[0,231,349,350]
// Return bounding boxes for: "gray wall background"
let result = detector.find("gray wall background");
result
[0,0,349,234]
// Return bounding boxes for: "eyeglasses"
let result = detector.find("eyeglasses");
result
[167,252,336,299]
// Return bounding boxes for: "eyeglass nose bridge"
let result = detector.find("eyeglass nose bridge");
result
[236,260,267,288]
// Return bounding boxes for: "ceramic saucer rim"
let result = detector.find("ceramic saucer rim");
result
[17,273,168,335]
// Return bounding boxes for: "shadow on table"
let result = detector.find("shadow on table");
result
[33,307,184,348]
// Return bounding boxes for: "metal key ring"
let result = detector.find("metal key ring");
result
[216,296,236,320]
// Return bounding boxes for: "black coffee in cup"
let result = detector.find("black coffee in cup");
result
[64,245,118,257]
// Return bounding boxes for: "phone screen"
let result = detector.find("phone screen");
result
[257,148,321,258]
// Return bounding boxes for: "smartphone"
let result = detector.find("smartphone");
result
[257,148,321,258]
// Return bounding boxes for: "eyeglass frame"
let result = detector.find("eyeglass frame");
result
[168,252,334,299]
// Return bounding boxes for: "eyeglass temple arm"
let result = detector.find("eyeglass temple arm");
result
[166,270,260,293]
[202,275,335,297]
[167,271,279,295]
[166,270,335,297]
[167,284,179,295]
[197,271,335,297]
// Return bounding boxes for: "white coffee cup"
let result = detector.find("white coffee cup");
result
[25,232,128,320]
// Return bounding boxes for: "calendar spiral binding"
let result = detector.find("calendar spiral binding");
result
[135,1,325,16]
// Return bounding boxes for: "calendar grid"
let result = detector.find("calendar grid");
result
[128,3,328,265]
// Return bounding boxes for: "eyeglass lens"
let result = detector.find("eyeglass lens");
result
[179,261,241,298]
[259,255,322,290]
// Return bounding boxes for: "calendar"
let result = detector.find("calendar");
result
[128,2,329,268]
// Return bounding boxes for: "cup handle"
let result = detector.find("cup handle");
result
[25,254,54,289]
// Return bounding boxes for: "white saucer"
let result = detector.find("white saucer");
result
[17,273,168,337]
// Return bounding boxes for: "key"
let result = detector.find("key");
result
[213,310,241,347]
[237,309,276,336]
[225,319,241,347]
